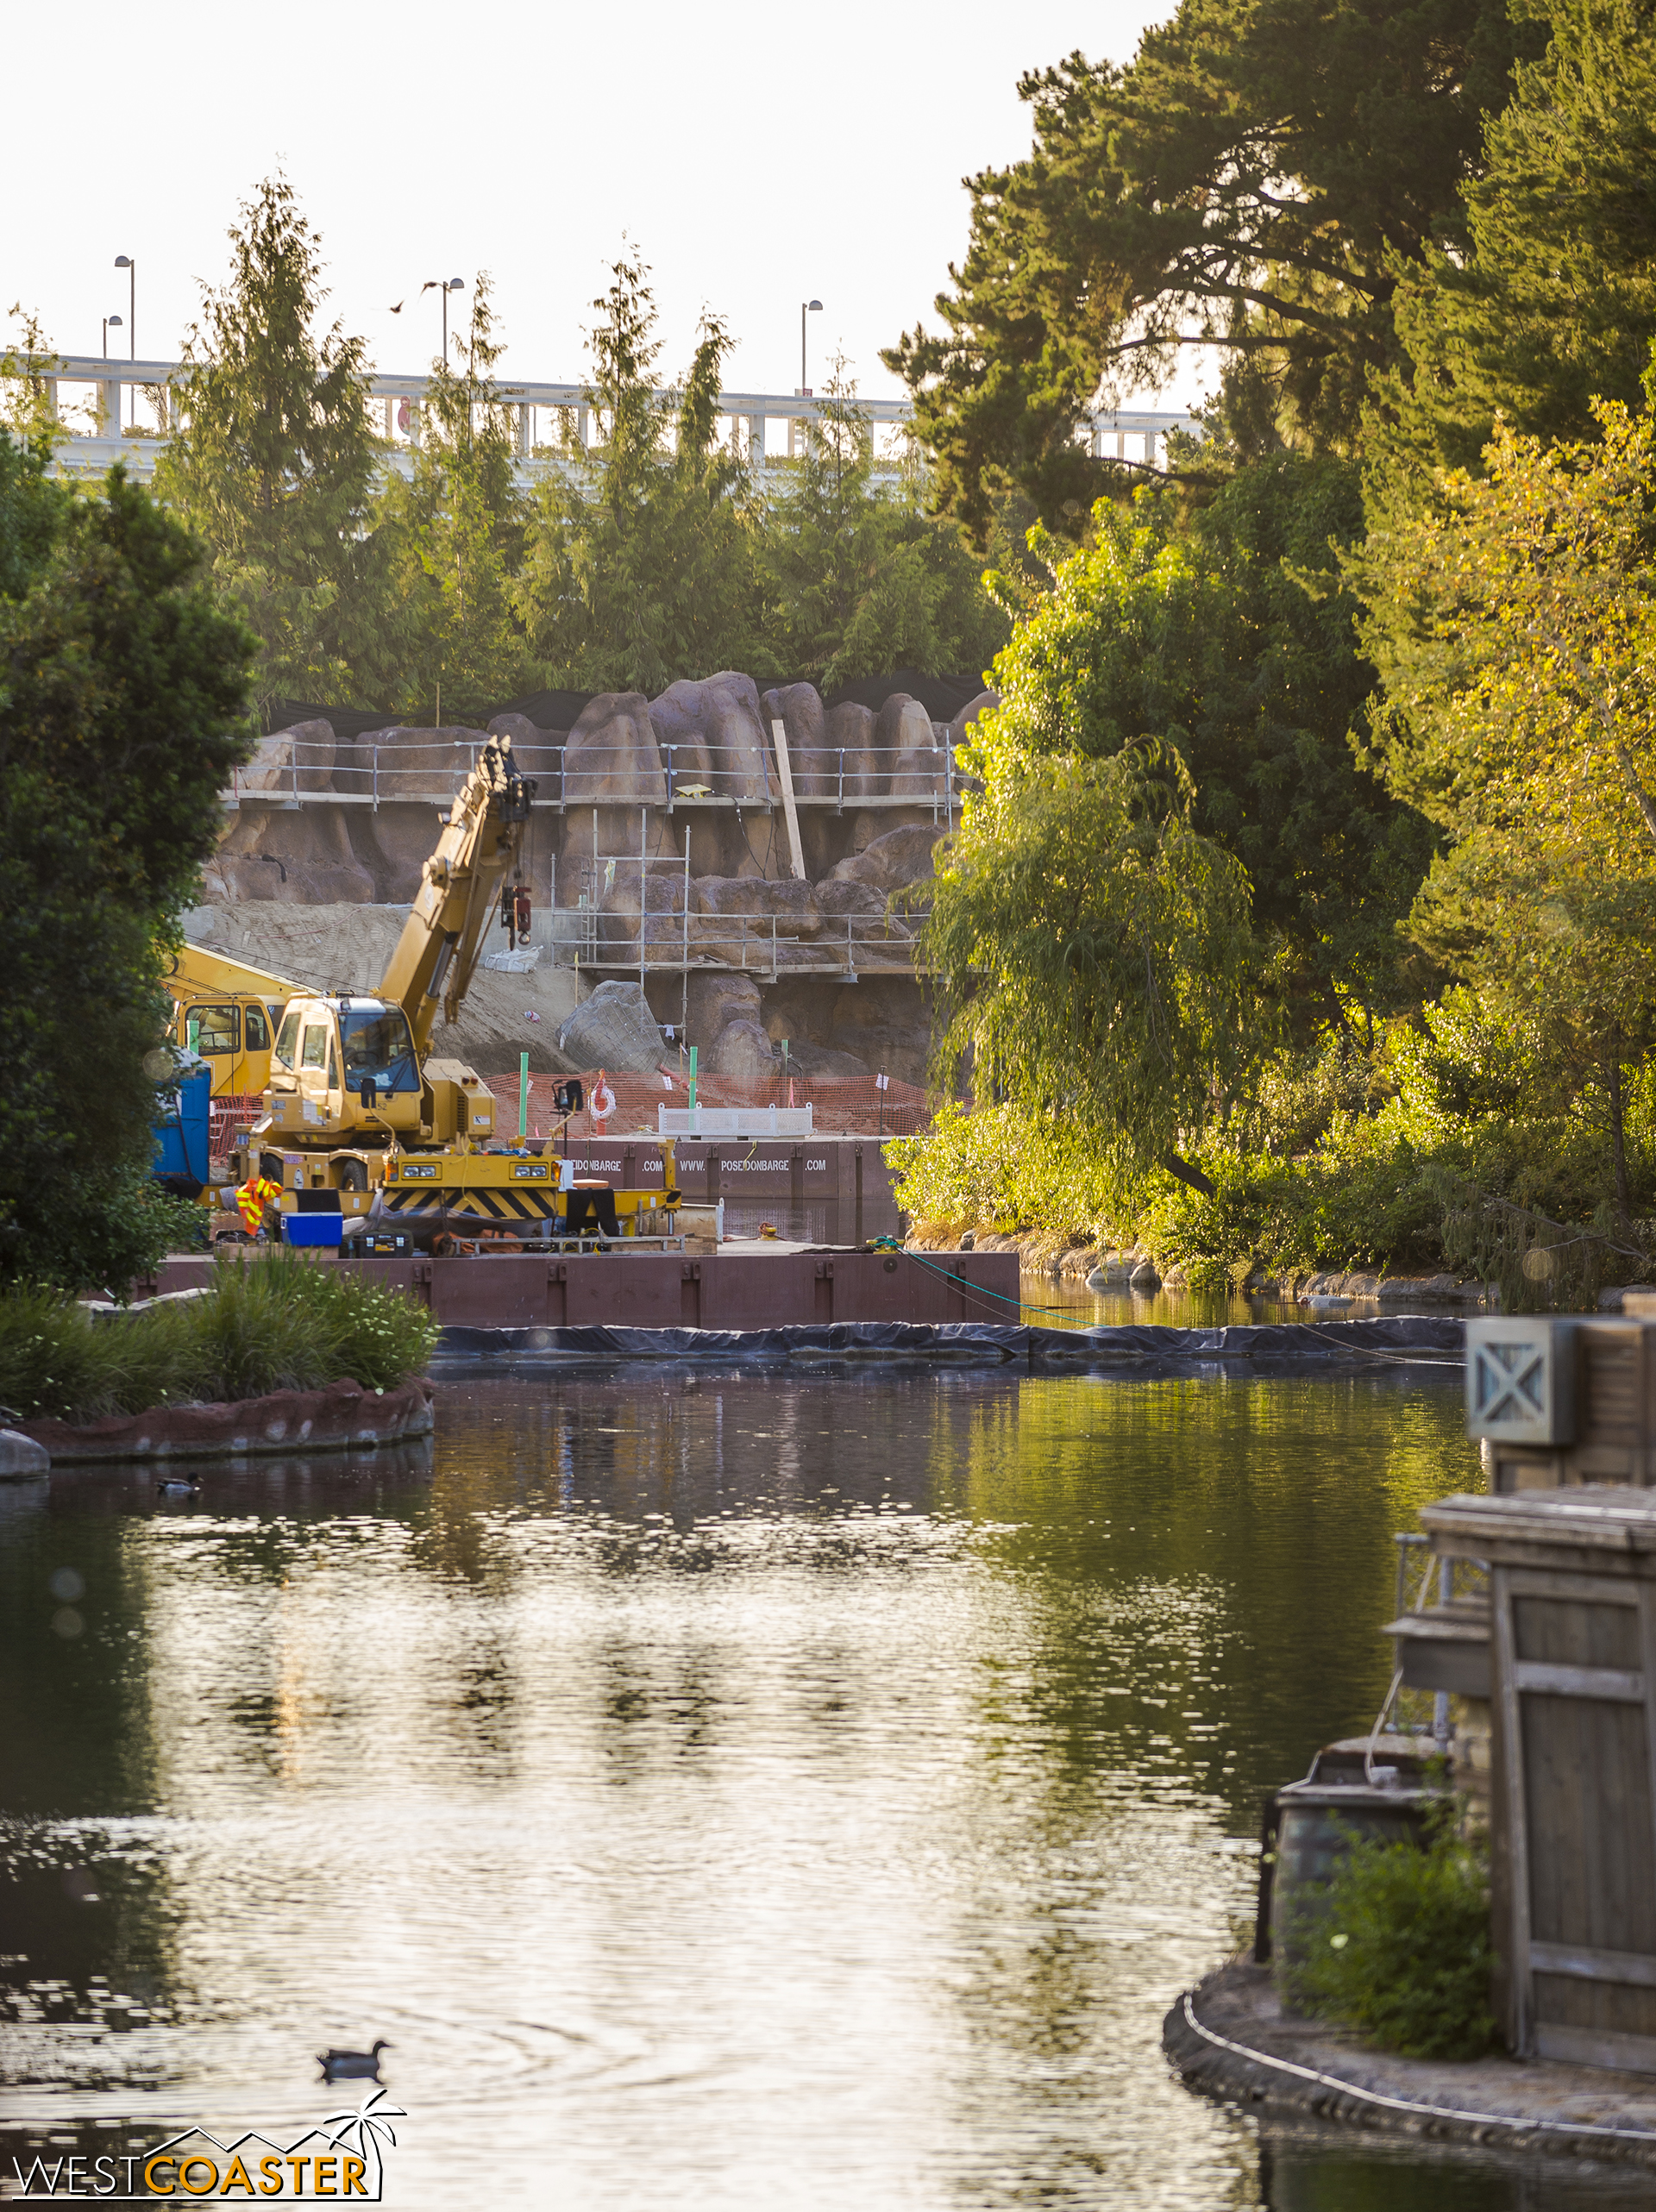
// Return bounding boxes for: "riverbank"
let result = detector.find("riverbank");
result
[10,1375,434,1468]
[1166,1960,1656,2171]
[906,1224,1495,1305]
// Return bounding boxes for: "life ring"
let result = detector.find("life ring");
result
[591,1074,616,1126]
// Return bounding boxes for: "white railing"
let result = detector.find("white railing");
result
[15,353,1195,481]
[575,909,921,978]
[224,734,974,814]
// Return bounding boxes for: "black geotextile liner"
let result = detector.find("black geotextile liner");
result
[430,1315,1466,1370]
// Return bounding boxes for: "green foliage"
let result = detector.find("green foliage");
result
[756,362,1010,691]
[1372,0,1656,498]
[0,1253,439,1424]
[923,735,1255,1193]
[978,467,1434,1023]
[886,1102,1122,1242]
[378,274,530,723]
[515,251,760,694]
[884,0,1538,533]
[154,175,392,723]
[1,306,79,451]
[1283,1805,1496,2062]
[1357,387,1656,1211]
[0,436,254,1292]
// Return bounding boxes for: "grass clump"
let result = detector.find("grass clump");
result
[1283,1804,1496,2061]
[0,1253,439,1424]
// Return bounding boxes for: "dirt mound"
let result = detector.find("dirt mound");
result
[182,904,590,1077]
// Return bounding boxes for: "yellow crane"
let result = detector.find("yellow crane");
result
[165,943,307,1100]
[235,734,678,1246]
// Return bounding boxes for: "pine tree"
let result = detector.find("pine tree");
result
[515,250,760,693]
[883,0,1539,537]
[378,273,528,724]
[758,362,1009,690]
[1373,0,1656,494]
[154,175,390,724]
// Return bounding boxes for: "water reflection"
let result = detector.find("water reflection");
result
[1,1368,1618,2209]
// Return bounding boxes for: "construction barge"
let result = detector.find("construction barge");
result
[141,1242,1020,1331]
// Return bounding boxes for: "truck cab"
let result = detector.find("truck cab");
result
[266,996,426,1143]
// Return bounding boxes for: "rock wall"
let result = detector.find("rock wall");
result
[203,678,992,1081]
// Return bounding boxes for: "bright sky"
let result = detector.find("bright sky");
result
[8,0,1195,413]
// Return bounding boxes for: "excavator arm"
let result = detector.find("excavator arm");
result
[376,735,536,1055]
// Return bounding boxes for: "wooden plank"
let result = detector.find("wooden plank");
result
[1512,1661,1646,1700]
[1535,2022,1656,2074]
[1507,1568,1641,1607]
[1531,1941,1656,1988]
[768,719,807,882]
[1513,1595,1641,1670]
[1494,1570,1533,2053]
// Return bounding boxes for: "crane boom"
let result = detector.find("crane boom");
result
[377,734,536,1054]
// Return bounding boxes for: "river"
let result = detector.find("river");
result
[3,1362,1647,2208]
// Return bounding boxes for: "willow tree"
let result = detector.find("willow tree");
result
[922,734,1255,1196]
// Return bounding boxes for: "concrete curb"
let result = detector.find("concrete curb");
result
[1166,1963,1656,2168]
[18,1378,436,1467]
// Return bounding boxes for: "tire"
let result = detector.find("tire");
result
[338,1159,368,1192]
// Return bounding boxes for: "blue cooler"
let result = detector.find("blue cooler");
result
[284,1194,344,1248]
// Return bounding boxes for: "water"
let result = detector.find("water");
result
[0,1368,1644,2208]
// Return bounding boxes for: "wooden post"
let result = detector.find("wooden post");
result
[769,717,806,880]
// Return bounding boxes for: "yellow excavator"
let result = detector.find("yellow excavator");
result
[166,943,306,1100]
[232,733,679,1249]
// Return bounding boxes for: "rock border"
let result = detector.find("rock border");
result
[15,1376,435,1468]
[1166,1960,1656,2170]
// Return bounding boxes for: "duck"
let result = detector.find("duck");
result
[155,1476,200,1495]
[317,2040,392,2081]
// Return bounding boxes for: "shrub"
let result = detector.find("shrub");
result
[0,1253,438,1424]
[1283,1805,1495,2060]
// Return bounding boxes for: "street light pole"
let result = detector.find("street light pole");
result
[103,315,122,359]
[800,298,822,395]
[423,276,467,364]
[115,255,135,429]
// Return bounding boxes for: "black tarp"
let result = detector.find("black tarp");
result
[429,1315,1466,1371]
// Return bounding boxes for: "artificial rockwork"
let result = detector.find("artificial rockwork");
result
[203,674,988,1086]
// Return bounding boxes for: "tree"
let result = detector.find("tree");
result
[1371,0,1656,498]
[515,250,761,692]
[885,0,1538,536]
[378,274,529,724]
[758,362,1010,690]
[1356,379,1656,1213]
[980,463,1434,1029]
[1409,830,1656,1218]
[1,307,80,451]
[1355,390,1656,865]
[154,176,391,725]
[922,736,1254,1195]
[0,442,254,1288]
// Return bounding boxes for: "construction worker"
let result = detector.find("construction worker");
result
[235,1169,281,1238]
